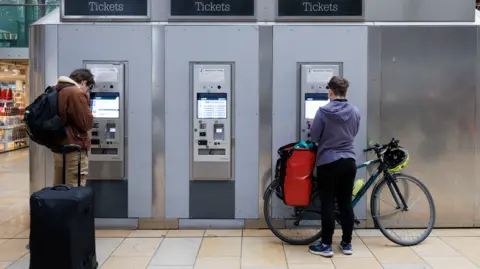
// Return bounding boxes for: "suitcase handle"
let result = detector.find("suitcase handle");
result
[51,184,71,191]
[61,144,82,187]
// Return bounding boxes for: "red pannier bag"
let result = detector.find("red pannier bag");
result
[275,142,316,207]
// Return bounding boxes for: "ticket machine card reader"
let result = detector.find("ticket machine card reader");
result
[300,63,342,141]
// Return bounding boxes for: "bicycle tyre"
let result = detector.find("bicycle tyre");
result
[370,173,436,246]
[263,180,322,245]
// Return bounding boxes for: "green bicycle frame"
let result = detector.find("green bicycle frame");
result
[352,159,382,208]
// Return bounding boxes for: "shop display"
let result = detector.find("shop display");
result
[0,80,29,153]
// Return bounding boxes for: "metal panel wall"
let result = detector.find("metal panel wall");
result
[272,25,369,219]
[164,25,260,219]
[476,26,480,227]
[57,24,153,218]
[379,26,477,227]
[366,0,474,22]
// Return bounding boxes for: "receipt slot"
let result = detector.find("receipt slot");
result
[86,62,126,180]
[192,64,232,180]
[300,63,342,141]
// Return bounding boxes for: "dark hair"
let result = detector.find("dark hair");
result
[327,76,350,97]
[69,69,95,87]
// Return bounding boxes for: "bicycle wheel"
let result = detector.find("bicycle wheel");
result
[371,173,435,246]
[263,180,323,245]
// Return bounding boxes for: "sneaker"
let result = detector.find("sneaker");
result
[340,241,353,255]
[308,242,334,257]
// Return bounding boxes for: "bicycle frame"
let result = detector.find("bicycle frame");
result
[352,159,382,208]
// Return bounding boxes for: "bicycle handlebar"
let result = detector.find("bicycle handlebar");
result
[363,138,400,154]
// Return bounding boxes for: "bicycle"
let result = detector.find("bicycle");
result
[263,138,436,246]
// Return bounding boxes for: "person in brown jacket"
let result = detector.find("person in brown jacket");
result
[52,69,95,187]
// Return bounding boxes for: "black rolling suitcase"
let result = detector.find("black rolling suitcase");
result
[29,144,97,269]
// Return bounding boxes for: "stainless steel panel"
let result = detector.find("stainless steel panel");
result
[57,24,153,218]
[365,0,474,22]
[258,26,273,219]
[475,26,480,226]
[365,25,382,226]
[179,219,245,229]
[380,26,476,227]
[152,24,166,218]
[272,25,369,219]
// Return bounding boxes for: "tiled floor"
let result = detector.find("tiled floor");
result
[2,149,480,268]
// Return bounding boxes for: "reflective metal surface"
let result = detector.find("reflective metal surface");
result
[378,26,477,227]
[151,24,166,218]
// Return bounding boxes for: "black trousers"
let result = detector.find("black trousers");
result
[317,158,357,245]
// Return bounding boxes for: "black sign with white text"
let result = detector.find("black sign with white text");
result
[277,0,363,17]
[171,0,255,16]
[63,0,149,17]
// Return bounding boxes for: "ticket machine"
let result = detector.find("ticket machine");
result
[191,63,232,180]
[86,62,126,180]
[300,63,343,141]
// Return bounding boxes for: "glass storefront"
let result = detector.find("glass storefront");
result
[0,0,60,48]
[0,59,28,152]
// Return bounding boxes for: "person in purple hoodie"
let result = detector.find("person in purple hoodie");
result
[308,76,360,257]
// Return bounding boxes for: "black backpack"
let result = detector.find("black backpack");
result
[24,84,73,149]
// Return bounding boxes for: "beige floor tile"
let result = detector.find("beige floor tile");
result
[433,229,480,237]
[205,229,242,237]
[150,237,202,266]
[13,229,29,239]
[96,238,125,266]
[95,230,132,238]
[0,214,29,239]
[283,244,336,264]
[333,237,373,258]
[355,229,383,237]
[111,238,163,257]
[166,230,205,237]
[288,264,335,269]
[242,229,274,237]
[129,230,169,238]
[362,237,423,264]
[410,237,461,258]
[393,229,436,238]
[197,237,241,258]
[5,256,29,269]
[194,257,240,269]
[382,263,432,269]
[332,257,383,269]
[241,237,287,267]
[0,262,11,269]
[101,257,151,269]
[423,257,478,269]
[147,265,193,269]
[0,239,6,245]
[441,237,480,266]
[0,239,28,262]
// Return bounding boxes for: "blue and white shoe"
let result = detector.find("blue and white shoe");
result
[340,241,353,255]
[308,242,334,257]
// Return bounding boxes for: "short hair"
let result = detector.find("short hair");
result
[327,76,350,97]
[69,69,95,87]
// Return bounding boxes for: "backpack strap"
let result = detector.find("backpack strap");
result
[55,83,75,92]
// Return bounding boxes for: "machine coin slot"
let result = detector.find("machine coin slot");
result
[92,131,98,137]
[93,123,99,128]
[91,139,100,145]
[198,140,208,146]
[199,132,206,137]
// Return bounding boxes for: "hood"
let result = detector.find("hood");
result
[320,100,355,122]
[57,76,80,88]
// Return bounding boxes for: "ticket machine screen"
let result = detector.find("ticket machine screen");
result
[305,93,329,119]
[197,93,227,119]
[90,92,120,118]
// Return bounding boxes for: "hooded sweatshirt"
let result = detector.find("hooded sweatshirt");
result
[310,99,360,166]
